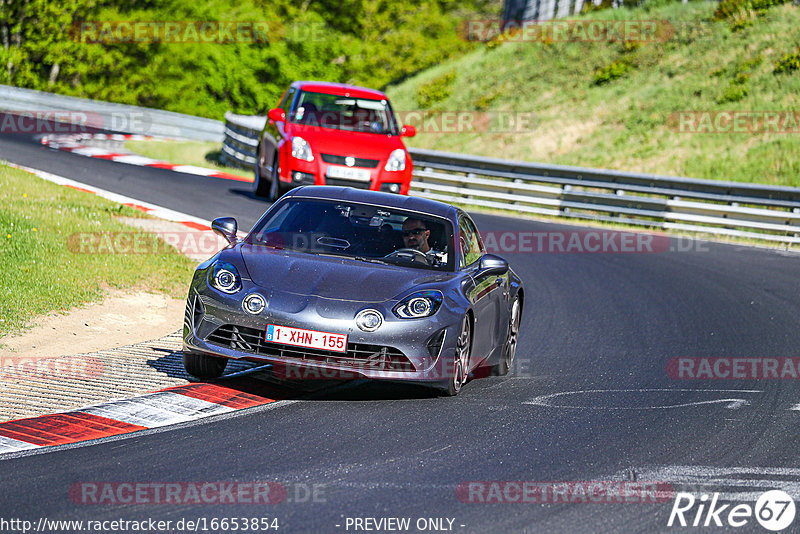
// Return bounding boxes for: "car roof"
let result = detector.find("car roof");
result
[291,81,387,100]
[284,187,458,220]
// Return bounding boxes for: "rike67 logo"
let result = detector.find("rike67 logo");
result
[668,490,796,531]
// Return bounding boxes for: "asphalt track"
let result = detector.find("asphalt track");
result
[2,129,800,533]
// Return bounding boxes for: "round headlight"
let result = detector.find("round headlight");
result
[214,269,237,292]
[243,293,266,315]
[408,297,432,317]
[356,309,383,332]
[392,290,443,319]
[209,261,242,294]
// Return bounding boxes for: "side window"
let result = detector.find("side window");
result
[279,88,295,114]
[458,216,483,269]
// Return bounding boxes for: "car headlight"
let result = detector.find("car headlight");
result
[208,261,242,294]
[384,149,406,172]
[356,309,383,332]
[291,136,314,162]
[393,290,443,319]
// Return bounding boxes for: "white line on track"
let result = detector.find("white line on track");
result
[4,161,211,227]
[523,388,764,410]
[614,466,800,501]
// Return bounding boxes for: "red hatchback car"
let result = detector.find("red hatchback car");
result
[253,81,417,200]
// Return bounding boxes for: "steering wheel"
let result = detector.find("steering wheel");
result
[383,248,430,264]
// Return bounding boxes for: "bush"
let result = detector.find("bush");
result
[581,0,614,14]
[729,16,754,32]
[714,0,790,20]
[713,0,747,20]
[415,71,457,108]
[592,60,632,85]
[717,83,748,103]
[774,51,800,74]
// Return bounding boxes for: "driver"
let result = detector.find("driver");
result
[401,218,431,253]
[400,217,448,266]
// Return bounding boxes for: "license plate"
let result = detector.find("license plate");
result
[265,324,348,353]
[326,165,371,182]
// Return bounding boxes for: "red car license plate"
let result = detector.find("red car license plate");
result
[265,324,347,353]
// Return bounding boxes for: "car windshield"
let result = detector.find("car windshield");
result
[289,90,400,135]
[247,199,454,271]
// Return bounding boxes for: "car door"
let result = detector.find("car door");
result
[458,213,504,364]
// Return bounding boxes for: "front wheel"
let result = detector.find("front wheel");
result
[252,147,271,197]
[442,315,471,396]
[268,162,284,202]
[492,296,521,376]
[183,351,227,379]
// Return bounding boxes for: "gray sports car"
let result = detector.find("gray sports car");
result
[182,186,523,395]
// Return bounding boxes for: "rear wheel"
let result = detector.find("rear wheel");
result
[183,351,227,379]
[442,315,471,396]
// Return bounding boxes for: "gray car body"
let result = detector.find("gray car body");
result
[183,186,523,389]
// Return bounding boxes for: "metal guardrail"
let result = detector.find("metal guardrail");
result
[228,113,800,244]
[9,86,794,244]
[0,84,225,141]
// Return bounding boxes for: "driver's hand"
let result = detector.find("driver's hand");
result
[426,251,445,266]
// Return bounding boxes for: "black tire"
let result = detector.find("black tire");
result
[442,315,471,396]
[183,351,227,379]
[492,296,521,376]
[267,162,284,202]
[252,147,271,198]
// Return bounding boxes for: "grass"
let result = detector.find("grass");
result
[0,163,196,337]
[386,1,800,187]
[124,139,253,179]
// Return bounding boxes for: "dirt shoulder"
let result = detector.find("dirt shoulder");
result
[0,290,185,359]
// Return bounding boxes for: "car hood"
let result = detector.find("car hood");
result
[239,245,453,303]
[288,123,405,161]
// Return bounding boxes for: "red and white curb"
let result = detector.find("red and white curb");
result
[42,133,161,143]
[0,164,270,455]
[41,133,253,183]
[0,383,279,454]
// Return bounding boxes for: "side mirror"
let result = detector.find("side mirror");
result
[211,217,238,245]
[400,124,416,137]
[478,254,508,276]
[267,108,286,123]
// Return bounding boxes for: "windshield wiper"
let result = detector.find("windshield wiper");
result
[309,251,388,265]
[251,242,284,249]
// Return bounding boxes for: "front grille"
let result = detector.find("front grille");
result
[321,153,380,168]
[206,324,415,372]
